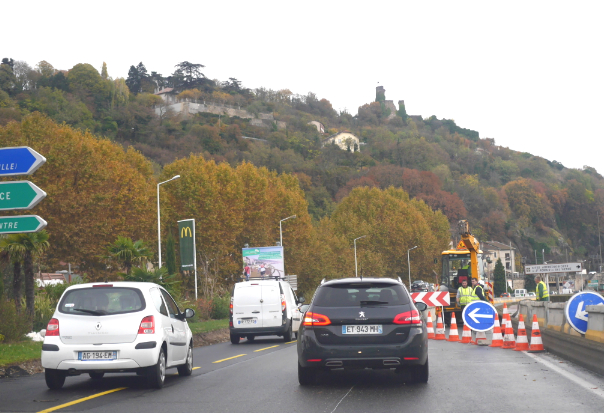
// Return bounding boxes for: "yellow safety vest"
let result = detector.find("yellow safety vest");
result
[458,286,473,305]
[536,281,549,300]
[471,285,485,301]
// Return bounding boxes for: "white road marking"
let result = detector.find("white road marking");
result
[525,352,604,399]
[330,385,354,413]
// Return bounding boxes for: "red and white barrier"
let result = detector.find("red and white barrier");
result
[411,292,450,307]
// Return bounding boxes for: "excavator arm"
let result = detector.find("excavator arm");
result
[457,220,480,281]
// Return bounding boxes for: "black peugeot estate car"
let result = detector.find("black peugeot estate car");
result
[297,277,428,385]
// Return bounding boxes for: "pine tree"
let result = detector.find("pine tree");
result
[166,231,177,276]
[101,62,108,80]
[524,273,536,292]
[494,258,506,295]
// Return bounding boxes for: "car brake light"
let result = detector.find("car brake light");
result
[302,312,331,326]
[138,315,155,334]
[46,318,60,336]
[93,284,113,287]
[230,297,234,314]
[393,310,421,325]
[281,294,286,312]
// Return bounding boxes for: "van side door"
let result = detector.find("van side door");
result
[261,283,281,328]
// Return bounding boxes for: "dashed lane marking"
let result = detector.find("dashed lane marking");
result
[212,354,247,363]
[285,340,297,344]
[37,387,127,413]
[193,367,201,370]
[254,345,279,352]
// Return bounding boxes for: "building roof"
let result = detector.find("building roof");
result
[322,131,359,143]
[482,241,516,251]
[154,87,175,95]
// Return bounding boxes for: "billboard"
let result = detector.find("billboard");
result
[242,246,284,279]
[178,219,196,272]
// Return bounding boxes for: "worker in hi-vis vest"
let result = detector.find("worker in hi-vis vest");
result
[534,275,549,301]
[456,279,473,314]
[470,278,487,301]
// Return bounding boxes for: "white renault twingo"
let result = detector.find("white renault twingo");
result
[41,281,195,389]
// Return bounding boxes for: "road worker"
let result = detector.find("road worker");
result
[471,278,487,301]
[534,276,549,301]
[456,279,473,314]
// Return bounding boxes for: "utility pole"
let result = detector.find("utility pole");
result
[598,211,602,273]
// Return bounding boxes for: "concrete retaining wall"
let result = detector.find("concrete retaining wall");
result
[586,305,604,343]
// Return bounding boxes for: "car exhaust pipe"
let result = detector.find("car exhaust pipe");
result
[383,360,400,366]
[326,361,343,367]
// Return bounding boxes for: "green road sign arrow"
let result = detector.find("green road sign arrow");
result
[0,215,47,234]
[0,181,47,210]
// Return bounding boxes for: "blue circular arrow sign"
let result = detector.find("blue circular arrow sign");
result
[462,301,497,332]
[564,291,604,335]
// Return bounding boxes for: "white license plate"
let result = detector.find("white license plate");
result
[238,318,257,325]
[342,325,383,334]
[78,351,117,361]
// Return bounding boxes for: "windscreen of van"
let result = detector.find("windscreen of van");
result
[313,283,410,307]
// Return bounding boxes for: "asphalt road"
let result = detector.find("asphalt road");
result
[2,332,604,413]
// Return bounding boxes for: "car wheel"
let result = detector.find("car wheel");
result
[177,344,193,376]
[147,349,166,389]
[298,362,316,386]
[283,322,292,342]
[230,333,240,344]
[89,372,104,380]
[45,369,66,390]
[412,358,429,383]
[246,335,255,342]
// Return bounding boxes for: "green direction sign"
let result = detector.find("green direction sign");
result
[0,215,47,234]
[0,181,47,210]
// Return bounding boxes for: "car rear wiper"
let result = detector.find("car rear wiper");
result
[73,308,106,315]
[360,300,389,306]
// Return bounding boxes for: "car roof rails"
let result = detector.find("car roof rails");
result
[397,277,403,284]
[320,278,326,285]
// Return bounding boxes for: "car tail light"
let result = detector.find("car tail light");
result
[393,310,421,325]
[302,312,331,326]
[93,284,113,287]
[281,294,286,312]
[46,318,60,336]
[230,297,234,314]
[138,315,155,334]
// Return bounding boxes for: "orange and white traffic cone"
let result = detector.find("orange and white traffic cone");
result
[447,312,460,342]
[474,330,488,346]
[514,314,529,351]
[529,314,545,352]
[502,322,516,349]
[490,313,503,347]
[460,323,472,343]
[426,311,435,339]
[434,314,446,340]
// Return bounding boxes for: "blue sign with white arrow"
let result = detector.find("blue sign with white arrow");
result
[462,301,497,332]
[564,291,604,335]
[0,147,46,176]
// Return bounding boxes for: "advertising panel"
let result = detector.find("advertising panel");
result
[242,246,284,280]
[178,219,196,272]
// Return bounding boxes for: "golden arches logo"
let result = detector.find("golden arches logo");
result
[181,226,193,238]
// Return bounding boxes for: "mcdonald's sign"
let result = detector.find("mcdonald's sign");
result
[178,219,196,271]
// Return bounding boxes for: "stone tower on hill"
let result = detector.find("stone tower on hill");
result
[376,86,401,120]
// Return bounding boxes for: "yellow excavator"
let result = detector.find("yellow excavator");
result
[438,220,488,325]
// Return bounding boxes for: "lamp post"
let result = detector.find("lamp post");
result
[407,246,418,289]
[279,215,297,247]
[157,175,180,269]
[354,235,367,277]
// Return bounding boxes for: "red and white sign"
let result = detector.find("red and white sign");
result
[411,292,450,307]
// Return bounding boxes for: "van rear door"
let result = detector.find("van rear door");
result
[261,284,282,328]
[233,284,264,328]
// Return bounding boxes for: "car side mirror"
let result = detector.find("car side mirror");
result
[184,308,195,319]
[298,296,306,304]
[415,302,428,312]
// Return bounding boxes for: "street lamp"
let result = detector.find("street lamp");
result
[279,215,297,247]
[157,175,180,269]
[407,246,418,289]
[354,235,367,277]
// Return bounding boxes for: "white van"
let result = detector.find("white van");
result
[514,289,527,297]
[229,279,303,344]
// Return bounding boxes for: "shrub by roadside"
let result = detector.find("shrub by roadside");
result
[0,300,31,343]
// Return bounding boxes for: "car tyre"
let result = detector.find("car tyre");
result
[412,358,429,383]
[147,349,166,389]
[45,369,66,390]
[89,372,104,380]
[298,362,316,386]
[230,333,240,344]
[246,335,255,342]
[177,344,193,376]
[283,322,292,342]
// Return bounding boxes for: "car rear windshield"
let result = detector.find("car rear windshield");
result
[313,282,410,307]
[58,287,146,316]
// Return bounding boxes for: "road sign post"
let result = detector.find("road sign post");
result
[0,181,47,210]
[525,263,583,274]
[0,147,46,176]
[564,291,604,334]
[0,215,47,234]
[462,301,497,332]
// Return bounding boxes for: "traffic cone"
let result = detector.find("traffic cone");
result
[474,330,488,346]
[447,312,460,342]
[490,313,503,347]
[434,314,446,340]
[502,303,510,331]
[503,302,509,316]
[502,322,516,349]
[528,314,545,352]
[514,314,529,351]
[426,311,435,339]
[460,323,472,343]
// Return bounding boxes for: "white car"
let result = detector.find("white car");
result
[229,278,303,343]
[41,281,195,389]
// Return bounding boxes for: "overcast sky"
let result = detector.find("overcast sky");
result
[4,1,603,173]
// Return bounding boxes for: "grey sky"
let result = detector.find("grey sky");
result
[5,1,603,172]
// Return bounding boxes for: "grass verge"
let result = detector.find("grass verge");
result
[0,341,43,367]
[188,318,229,335]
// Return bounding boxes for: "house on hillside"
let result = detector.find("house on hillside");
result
[308,121,325,134]
[155,87,177,104]
[482,241,519,288]
[322,132,360,152]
